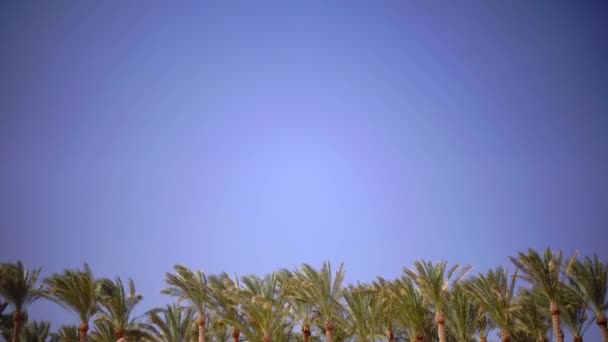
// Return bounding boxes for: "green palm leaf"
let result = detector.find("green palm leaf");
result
[43,263,100,342]
[142,304,195,342]
[0,261,43,342]
[97,277,145,340]
[464,267,518,342]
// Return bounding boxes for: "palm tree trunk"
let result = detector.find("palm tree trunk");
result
[573,337,582,342]
[479,338,487,342]
[302,325,311,342]
[115,328,125,342]
[386,328,394,342]
[324,321,333,342]
[79,322,88,342]
[597,316,608,342]
[197,316,206,342]
[500,329,510,342]
[263,335,270,342]
[231,328,240,342]
[434,311,447,342]
[550,302,564,342]
[12,311,24,342]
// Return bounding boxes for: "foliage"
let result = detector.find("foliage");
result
[43,263,100,324]
[1,250,606,342]
[142,304,195,342]
[97,277,146,338]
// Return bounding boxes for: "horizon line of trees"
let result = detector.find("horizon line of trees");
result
[1,247,607,342]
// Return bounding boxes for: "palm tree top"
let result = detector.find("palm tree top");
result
[223,273,292,342]
[513,287,549,341]
[464,266,518,335]
[43,263,99,323]
[143,304,196,342]
[388,275,433,340]
[289,261,345,323]
[0,261,42,313]
[50,325,79,342]
[560,284,594,339]
[404,259,471,311]
[162,264,211,317]
[20,320,51,342]
[509,247,577,302]
[445,284,477,342]
[97,276,144,334]
[567,254,608,318]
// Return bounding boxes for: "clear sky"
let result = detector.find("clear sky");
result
[1,1,607,340]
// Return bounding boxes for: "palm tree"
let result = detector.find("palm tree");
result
[389,276,433,342]
[567,255,608,342]
[473,306,494,342]
[369,278,398,342]
[289,262,345,342]
[1,300,12,341]
[445,284,477,342]
[513,288,550,342]
[561,301,591,342]
[465,267,518,342]
[223,273,292,342]
[50,325,79,342]
[44,263,100,342]
[89,320,117,342]
[0,261,43,342]
[560,284,592,342]
[277,269,316,342]
[19,321,51,342]
[510,248,576,342]
[342,285,381,342]
[97,277,145,341]
[89,319,151,342]
[208,273,243,342]
[1,312,30,342]
[143,304,195,342]
[162,265,212,342]
[205,317,231,342]
[285,300,314,342]
[285,298,315,342]
[405,260,471,342]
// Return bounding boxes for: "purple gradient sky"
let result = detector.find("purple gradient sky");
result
[1,1,607,340]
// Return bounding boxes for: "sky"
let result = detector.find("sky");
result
[1,1,607,340]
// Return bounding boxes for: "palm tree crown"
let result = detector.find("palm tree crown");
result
[465,267,518,342]
[162,265,212,342]
[143,304,195,342]
[342,285,382,342]
[445,284,477,342]
[568,255,608,342]
[20,320,51,342]
[97,277,144,340]
[510,248,577,342]
[405,260,470,342]
[288,262,345,342]
[0,261,43,342]
[388,276,432,342]
[43,263,100,342]
[0,262,42,314]
[50,325,79,342]
[224,273,291,342]
[208,272,244,342]
[513,288,550,342]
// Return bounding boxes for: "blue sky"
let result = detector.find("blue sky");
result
[1,1,607,340]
